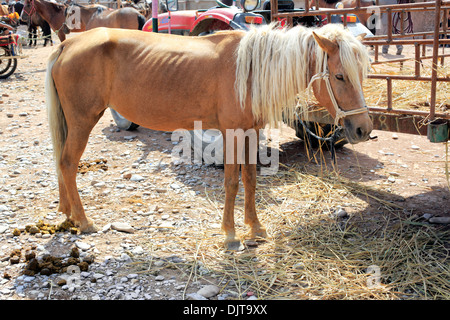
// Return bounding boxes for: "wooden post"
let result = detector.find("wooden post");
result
[387,77,392,111]
[414,42,421,77]
[387,8,392,42]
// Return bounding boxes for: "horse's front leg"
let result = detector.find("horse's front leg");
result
[242,163,266,240]
[242,138,267,241]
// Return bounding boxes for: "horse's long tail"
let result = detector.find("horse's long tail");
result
[45,45,66,178]
[137,13,145,30]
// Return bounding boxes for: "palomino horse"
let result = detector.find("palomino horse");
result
[22,0,146,42]
[45,24,372,250]
[309,0,375,26]
[0,5,8,16]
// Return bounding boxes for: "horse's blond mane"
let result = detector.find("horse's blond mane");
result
[235,23,371,128]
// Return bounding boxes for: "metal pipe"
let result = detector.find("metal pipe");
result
[368,30,449,41]
[274,1,447,18]
[363,39,450,45]
[429,0,443,120]
[387,77,392,111]
[415,42,421,77]
[368,107,450,119]
[370,52,450,64]
[271,0,278,23]
[387,8,393,42]
[152,0,158,33]
[368,74,450,81]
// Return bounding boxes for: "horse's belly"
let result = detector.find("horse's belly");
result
[108,95,219,132]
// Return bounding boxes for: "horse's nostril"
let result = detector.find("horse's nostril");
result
[356,127,364,138]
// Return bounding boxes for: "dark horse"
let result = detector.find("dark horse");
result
[15,1,52,47]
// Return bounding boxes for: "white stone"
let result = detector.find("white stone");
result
[197,285,220,298]
[75,241,91,251]
[111,222,135,233]
[130,174,145,182]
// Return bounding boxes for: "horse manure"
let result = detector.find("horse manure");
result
[10,256,20,265]
[25,250,36,261]
[28,226,40,234]
[78,159,108,174]
[22,220,79,237]
[78,261,89,272]
[10,246,95,276]
[10,249,21,258]
[70,247,80,258]
[82,254,95,265]
[25,258,39,272]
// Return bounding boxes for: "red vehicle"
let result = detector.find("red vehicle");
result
[142,0,266,36]
[110,0,266,131]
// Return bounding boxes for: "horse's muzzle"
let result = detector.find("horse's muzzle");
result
[343,117,373,144]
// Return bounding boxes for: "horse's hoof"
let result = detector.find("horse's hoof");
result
[79,219,98,233]
[224,239,245,251]
[246,227,268,241]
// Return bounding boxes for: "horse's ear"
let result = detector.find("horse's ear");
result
[356,33,367,42]
[312,32,338,55]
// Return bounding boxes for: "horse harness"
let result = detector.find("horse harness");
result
[306,53,369,126]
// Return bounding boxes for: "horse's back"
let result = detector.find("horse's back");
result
[52,28,247,130]
[87,6,143,30]
[57,27,242,66]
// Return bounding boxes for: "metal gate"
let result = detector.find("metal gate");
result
[270,0,450,141]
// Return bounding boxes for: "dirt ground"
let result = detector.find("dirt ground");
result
[0,28,449,301]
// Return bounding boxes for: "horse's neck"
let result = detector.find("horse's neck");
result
[34,0,53,18]
[35,0,64,29]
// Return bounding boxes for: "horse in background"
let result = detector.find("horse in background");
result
[121,0,167,19]
[308,0,375,26]
[20,8,52,46]
[23,0,146,42]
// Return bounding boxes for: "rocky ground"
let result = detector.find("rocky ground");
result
[0,30,449,301]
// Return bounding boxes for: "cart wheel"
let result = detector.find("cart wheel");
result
[294,120,348,150]
[110,108,140,131]
[0,47,18,79]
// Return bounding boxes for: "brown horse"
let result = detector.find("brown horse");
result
[20,8,53,47]
[22,0,145,42]
[309,0,375,26]
[45,24,372,250]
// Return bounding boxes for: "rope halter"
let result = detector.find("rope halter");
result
[307,54,368,126]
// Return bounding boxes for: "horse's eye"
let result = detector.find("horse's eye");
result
[335,74,344,81]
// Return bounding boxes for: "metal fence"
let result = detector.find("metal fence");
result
[270,0,450,137]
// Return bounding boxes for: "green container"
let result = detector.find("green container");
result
[427,119,449,143]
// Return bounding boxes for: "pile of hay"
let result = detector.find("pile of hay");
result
[364,57,450,114]
[127,164,449,300]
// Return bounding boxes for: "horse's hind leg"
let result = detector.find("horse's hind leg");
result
[57,178,71,220]
[58,112,102,233]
